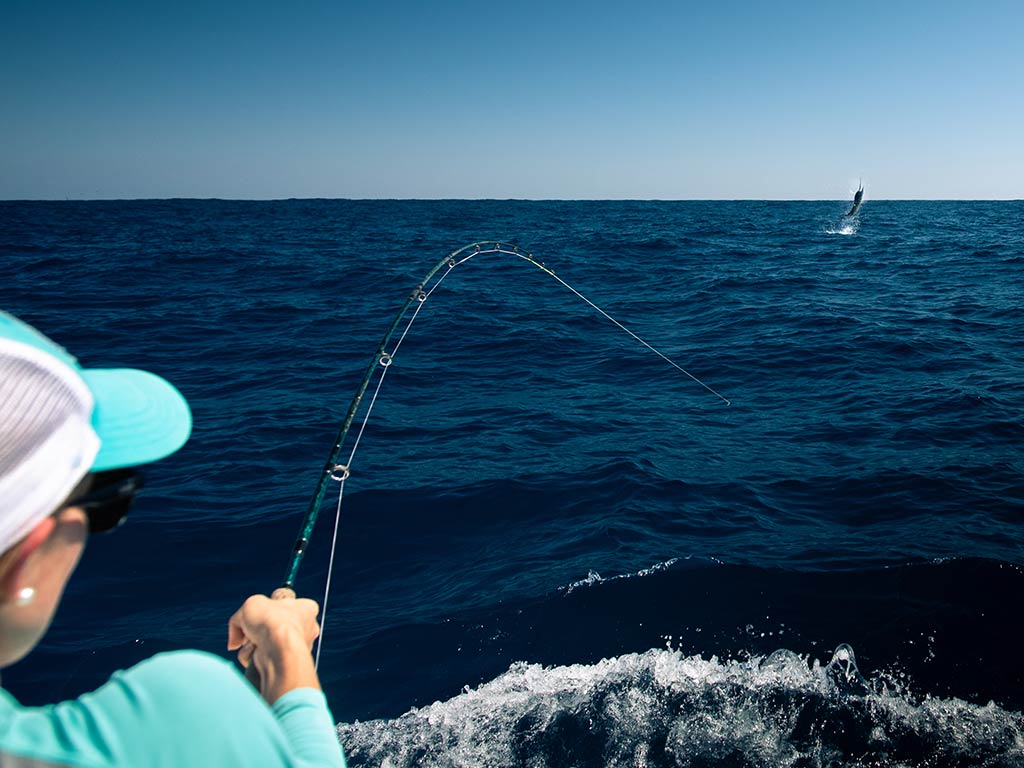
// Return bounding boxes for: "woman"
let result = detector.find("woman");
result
[0,311,346,767]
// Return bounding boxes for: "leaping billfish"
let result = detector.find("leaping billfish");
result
[845,181,864,217]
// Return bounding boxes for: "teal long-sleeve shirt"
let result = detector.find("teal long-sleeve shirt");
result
[0,650,347,768]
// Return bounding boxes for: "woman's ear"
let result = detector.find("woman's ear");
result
[0,516,58,605]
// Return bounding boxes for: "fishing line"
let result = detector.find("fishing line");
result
[282,242,729,667]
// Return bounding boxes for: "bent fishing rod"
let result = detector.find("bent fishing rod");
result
[272,242,730,664]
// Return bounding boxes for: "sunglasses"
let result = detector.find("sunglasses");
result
[65,469,145,534]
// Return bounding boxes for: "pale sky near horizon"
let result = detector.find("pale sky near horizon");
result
[2,0,1021,200]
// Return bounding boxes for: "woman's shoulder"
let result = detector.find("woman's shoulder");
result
[2,651,274,767]
[73,650,298,765]
[101,649,266,716]
[4,651,341,767]
[119,649,243,684]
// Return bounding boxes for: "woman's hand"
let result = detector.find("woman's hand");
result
[227,590,322,704]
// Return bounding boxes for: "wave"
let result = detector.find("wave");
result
[322,558,1024,731]
[338,644,1023,767]
[561,557,689,594]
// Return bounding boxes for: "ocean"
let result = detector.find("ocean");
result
[1,199,1022,766]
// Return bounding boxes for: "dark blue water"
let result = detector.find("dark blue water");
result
[2,200,1023,766]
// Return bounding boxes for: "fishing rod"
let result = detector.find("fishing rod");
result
[274,241,730,664]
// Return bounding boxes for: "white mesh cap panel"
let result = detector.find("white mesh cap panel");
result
[0,338,99,551]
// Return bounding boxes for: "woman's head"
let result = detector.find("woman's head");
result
[0,311,191,667]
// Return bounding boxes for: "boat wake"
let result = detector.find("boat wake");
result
[338,644,1024,767]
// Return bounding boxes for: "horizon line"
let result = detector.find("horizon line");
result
[2,197,1022,203]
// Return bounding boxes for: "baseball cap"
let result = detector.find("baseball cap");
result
[0,311,191,551]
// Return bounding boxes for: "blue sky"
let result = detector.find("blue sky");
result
[2,0,1021,199]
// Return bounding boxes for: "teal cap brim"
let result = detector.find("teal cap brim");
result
[81,368,192,472]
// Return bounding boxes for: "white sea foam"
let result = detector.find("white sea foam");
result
[338,645,1024,767]
[561,558,684,594]
[825,220,859,236]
